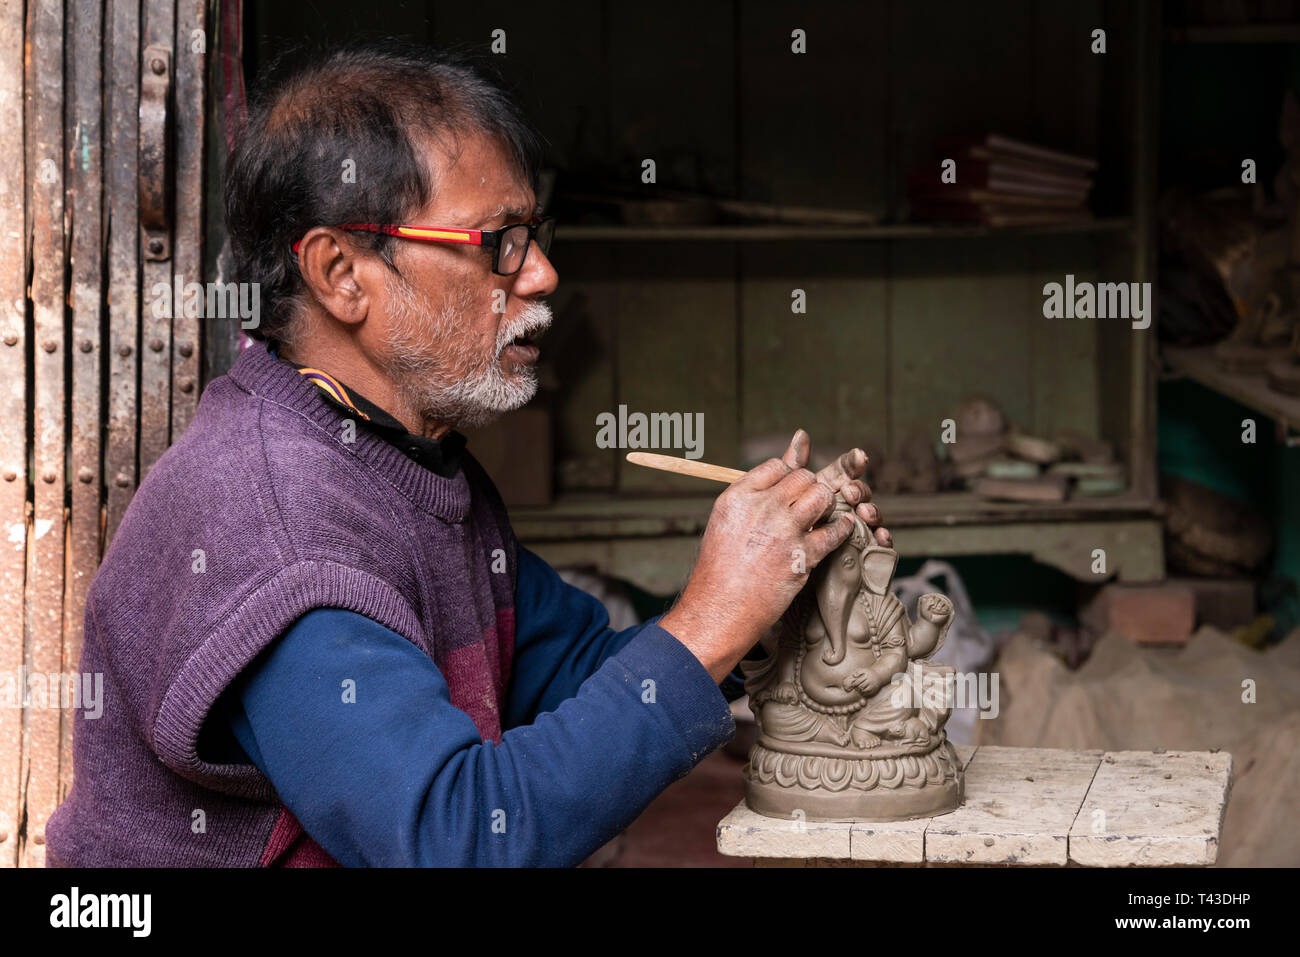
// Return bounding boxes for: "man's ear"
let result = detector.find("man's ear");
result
[295,227,382,327]
[860,546,898,595]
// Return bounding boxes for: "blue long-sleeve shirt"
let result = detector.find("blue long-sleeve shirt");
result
[219,545,737,866]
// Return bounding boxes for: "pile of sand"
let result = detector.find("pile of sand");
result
[977,626,1300,866]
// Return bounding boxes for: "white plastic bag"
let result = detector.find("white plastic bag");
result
[892,561,996,744]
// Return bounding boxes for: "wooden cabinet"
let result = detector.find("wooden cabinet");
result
[481,1,1165,589]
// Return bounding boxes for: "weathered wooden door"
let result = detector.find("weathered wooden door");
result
[0,0,209,867]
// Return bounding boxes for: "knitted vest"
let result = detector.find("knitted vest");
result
[46,342,518,866]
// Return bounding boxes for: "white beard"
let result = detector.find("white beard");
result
[379,270,552,430]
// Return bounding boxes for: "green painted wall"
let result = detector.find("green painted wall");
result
[1159,380,1299,633]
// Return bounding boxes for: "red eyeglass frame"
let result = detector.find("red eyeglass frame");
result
[291,216,555,276]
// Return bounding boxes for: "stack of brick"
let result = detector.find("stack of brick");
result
[1081,580,1256,646]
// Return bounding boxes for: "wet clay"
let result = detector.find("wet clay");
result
[742,502,965,822]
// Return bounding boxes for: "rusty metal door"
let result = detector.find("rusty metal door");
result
[0,0,210,868]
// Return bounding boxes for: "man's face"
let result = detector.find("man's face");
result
[368,131,558,431]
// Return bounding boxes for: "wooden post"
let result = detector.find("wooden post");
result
[0,0,204,868]
[0,0,27,869]
[23,0,67,868]
[63,0,106,810]
[171,0,207,436]
[1130,0,1160,503]
[105,0,141,545]
[138,0,178,479]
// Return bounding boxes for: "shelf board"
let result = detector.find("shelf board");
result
[1165,23,1300,44]
[1163,344,1300,437]
[511,490,1163,543]
[555,218,1132,243]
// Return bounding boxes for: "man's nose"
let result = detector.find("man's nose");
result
[512,241,558,297]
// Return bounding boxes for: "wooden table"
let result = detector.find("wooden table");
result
[716,746,1233,866]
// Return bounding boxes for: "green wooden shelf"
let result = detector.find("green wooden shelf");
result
[1163,344,1300,444]
[513,491,1165,593]
[512,490,1162,540]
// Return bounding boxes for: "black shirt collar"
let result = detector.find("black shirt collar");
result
[268,346,465,478]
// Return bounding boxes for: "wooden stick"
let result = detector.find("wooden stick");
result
[625,451,746,484]
[626,452,853,509]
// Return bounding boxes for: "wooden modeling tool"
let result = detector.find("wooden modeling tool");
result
[625,451,746,484]
[625,451,850,505]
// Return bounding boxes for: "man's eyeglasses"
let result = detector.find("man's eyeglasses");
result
[292,216,556,276]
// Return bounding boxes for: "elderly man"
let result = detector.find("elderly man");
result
[47,41,889,867]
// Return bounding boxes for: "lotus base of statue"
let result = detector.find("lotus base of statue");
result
[744,736,964,822]
[742,505,965,823]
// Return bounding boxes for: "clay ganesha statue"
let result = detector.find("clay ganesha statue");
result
[742,503,964,821]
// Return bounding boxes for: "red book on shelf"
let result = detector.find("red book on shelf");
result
[908,159,1092,194]
[908,171,1089,201]
[937,134,1099,174]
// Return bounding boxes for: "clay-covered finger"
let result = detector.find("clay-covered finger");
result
[856,502,883,526]
[789,479,836,527]
[803,510,855,562]
[814,447,868,491]
[874,525,893,547]
[741,455,794,491]
[774,466,818,505]
[835,478,869,506]
[839,479,870,506]
[781,429,811,471]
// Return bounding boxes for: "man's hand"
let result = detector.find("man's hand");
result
[660,429,892,682]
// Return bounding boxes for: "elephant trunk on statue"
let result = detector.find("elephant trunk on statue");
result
[816,557,856,666]
[815,530,900,667]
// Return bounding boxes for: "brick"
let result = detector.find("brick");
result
[1081,584,1195,645]
[1166,577,1256,631]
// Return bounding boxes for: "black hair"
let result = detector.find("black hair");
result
[224,39,543,344]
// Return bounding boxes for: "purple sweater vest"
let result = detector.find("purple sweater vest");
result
[46,342,517,866]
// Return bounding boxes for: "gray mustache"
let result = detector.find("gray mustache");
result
[499,303,553,346]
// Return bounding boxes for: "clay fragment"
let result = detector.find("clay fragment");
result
[985,459,1040,480]
[956,449,993,475]
[952,395,1006,437]
[969,475,1069,502]
[1054,430,1115,465]
[1076,476,1126,496]
[1004,432,1063,465]
[1047,461,1123,480]
[947,431,1005,465]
